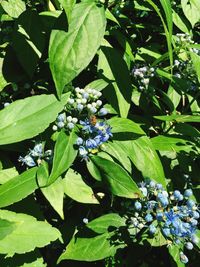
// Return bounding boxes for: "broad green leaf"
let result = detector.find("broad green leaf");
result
[0,167,18,184]
[0,57,9,91]
[146,0,173,71]
[102,141,132,173]
[91,156,142,198]
[48,130,77,184]
[141,227,168,247]
[58,231,125,262]
[0,167,38,208]
[49,0,106,97]
[1,0,26,18]
[172,11,190,33]
[86,159,102,181]
[120,136,166,187]
[86,213,126,234]
[0,93,69,145]
[58,0,76,22]
[108,117,145,135]
[20,258,46,267]
[98,47,132,118]
[85,79,108,91]
[12,10,46,78]
[41,178,64,219]
[0,219,17,240]
[0,209,61,256]
[190,51,200,83]
[63,168,99,204]
[168,244,185,267]
[167,85,181,110]
[151,135,199,153]
[181,0,200,28]
[154,115,200,122]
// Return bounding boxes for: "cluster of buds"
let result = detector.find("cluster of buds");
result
[18,143,53,167]
[52,87,111,160]
[175,33,200,55]
[124,180,199,264]
[132,65,155,91]
[67,87,107,116]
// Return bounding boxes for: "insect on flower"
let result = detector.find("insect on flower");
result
[89,115,97,126]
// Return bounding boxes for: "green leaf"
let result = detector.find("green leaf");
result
[172,11,190,33]
[154,115,200,122]
[0,167,19,184]
[0,93,69,145]
[120,136,166,187]
[108,117,145,135]
[85,79,108,91]
[0,209,61,256]
[190,51,200,83]
[168,244,185,267]
[49,0,106,97]
[167,85,181,110]
[41,177,64,219]
[91,156,142,198]
[19,258,46,267]
[58,0,76,22]
[48,130,77,185]
[151,135,198,153]
[63,168,99,204]
[0,167,38,208]
[102,141,132,173]
[181,0,200,28]
[1,0,26,18]
[98,47,132,118]
[58,231,125,262]
[86,213,126,234]
[0,219,17,240]
[12,10,46,78]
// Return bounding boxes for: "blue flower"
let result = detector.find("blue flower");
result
[30,143,43,157]
[157,192,169,207]
[18,155,36,167]
[80,119,93,133]
[162,227,170,237]
[79,146,88,158]
[145,213,153,222]
[85,139,98,149]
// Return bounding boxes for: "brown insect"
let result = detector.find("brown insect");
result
[89,115,97,126]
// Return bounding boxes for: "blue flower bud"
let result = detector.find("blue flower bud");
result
[68,98,75,104]
[149,180,156,188]
[173,190,181,198]
[77,103,84,111]
[82,92,89,99]
[57,121,65,128]
[67,122,75,129]
[185,242,193,250]
[76,137,83,145]
[156,212,164,221]
[162,227,170,237]
[89,107,97,114]
[191,234,199,244]
[192,211,199,219]
[98,108,108,116]
[190,218,198,226]
[57,113,66,122]
[180,252,188,264]
[134,201,142,211]
[156,183,163,190]
[145,213,153,222]
[187,199,195,208]
[149,224,156,234]
[86,139,97,149]
[184,189,193,198]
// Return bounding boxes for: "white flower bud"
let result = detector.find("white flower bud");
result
[67,116,72,122]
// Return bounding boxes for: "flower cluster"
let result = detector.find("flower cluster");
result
[76,119,112,160]
[53,87,111,160]
[125,180,199,264]
[175,33,200,55]
[132,65,155,91]
[19,143,53,167]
